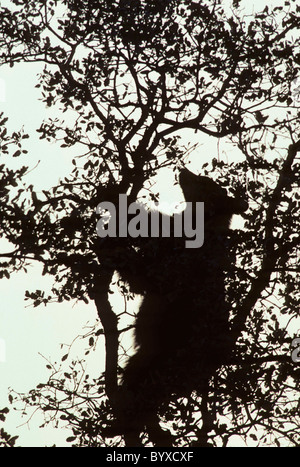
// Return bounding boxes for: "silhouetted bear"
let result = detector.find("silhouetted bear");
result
[106,168,248,446]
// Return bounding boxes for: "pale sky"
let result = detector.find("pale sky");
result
[0,0,295,447]
[0,60,108,446]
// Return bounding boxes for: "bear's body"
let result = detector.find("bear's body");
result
[106,168,247,445]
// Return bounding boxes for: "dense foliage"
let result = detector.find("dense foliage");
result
[0,0,299,446]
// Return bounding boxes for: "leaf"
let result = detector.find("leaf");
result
[9,436,19,446]
[89,337,94,347]
[66,436,76,443]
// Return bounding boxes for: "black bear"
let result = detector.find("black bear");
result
[106,168,248,446]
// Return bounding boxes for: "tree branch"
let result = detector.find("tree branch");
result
[231,139,300,342]
[94,269,118,401]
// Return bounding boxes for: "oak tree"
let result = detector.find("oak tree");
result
[0,0,299,446]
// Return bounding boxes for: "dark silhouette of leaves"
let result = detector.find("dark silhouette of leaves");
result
[0,0,299,448]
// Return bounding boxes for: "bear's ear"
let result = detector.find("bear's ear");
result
[178,168,202,203]
[179,169,226,203]
[230,197,248,215]
[179,168,248,216]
